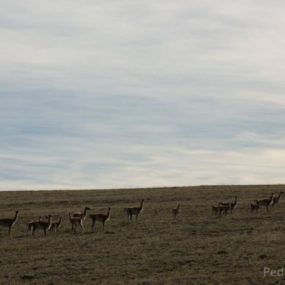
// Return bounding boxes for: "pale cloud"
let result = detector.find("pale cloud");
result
[0,0,285,190]
[1,144,285,190]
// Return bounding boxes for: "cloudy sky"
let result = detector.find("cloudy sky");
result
[1,0,285,190]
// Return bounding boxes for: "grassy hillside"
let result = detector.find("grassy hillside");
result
[0,185,285,285]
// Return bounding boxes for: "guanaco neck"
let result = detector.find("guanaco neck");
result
[83,208,88,216]
[13,211,19,222]
[140,200,144,210]
[106,208,111,218]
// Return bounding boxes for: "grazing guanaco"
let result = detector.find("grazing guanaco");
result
[172,204,180,219]
[69,213,84,232]
[28,215,52,236]
[72,207,90,220]
[0,210,19,236]
[255,193,274,212]
[50,217,62,232]
[250,201,259,212]
[272,192,284,207]
[219,196,237,214]
[125,199,144,221]
[89,207,111,232]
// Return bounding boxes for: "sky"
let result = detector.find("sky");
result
[1,0,285,190]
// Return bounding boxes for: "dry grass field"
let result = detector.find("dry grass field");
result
[0,185,285,285]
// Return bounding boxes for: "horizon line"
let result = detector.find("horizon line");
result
[1,183,284,192]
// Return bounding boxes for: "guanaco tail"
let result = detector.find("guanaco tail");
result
[0,210,19,236]
[89,207,111,232]
[125,199,144,221]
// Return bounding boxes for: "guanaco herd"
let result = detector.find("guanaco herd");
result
[0,200,144,236]
[212,191,284,216]
[0,192,284,236]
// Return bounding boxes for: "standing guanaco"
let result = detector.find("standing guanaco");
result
[219,196,238,214]
[125,199,144,221]
[255,193,274,212]
[0,210,19,236]
[172,204,180,219]
[69,213,84,232]
[272,192,284,207]
[89,207,111,232]
[50,217,62,232]
[28,215,52,236]
[250,201,259,212]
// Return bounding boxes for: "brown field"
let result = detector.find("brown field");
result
[0,185,285,285]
